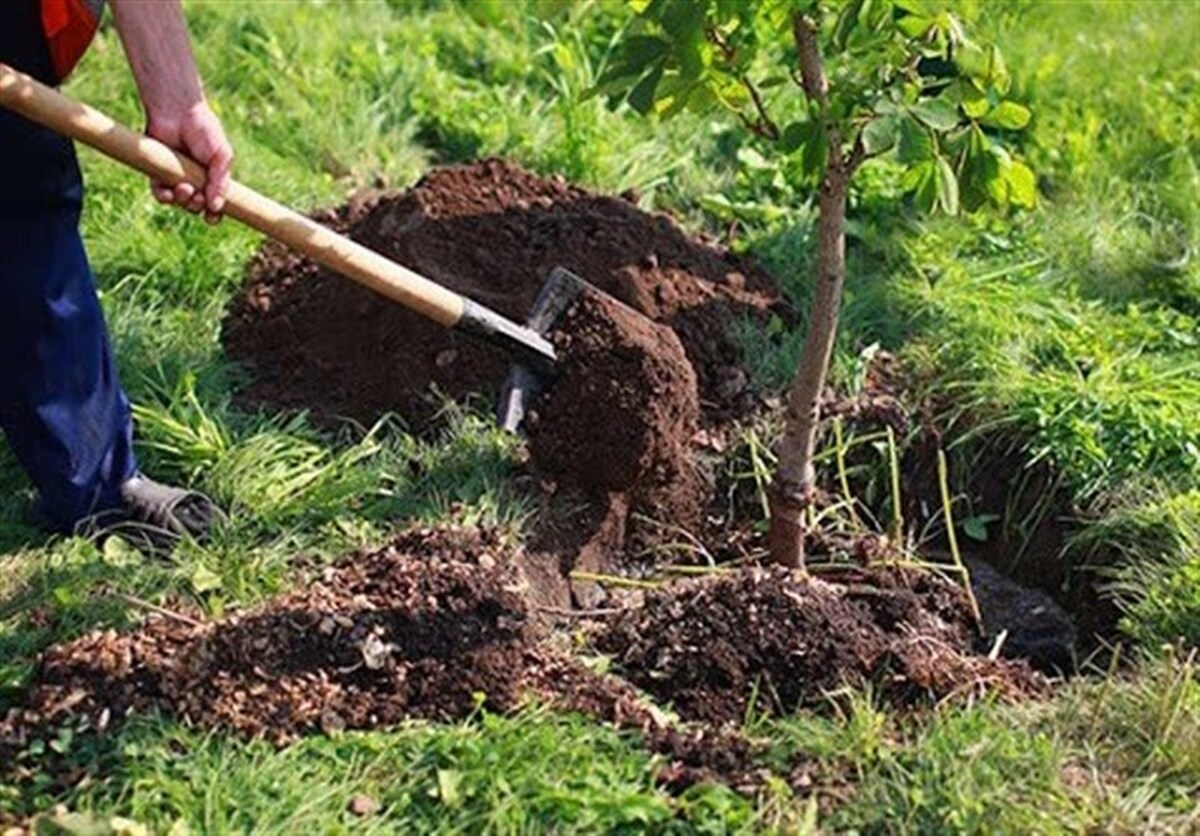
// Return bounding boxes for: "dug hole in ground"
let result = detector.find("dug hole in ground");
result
[2,160,1078,791]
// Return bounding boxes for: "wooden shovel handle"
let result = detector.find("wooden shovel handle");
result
[0,62,465,328]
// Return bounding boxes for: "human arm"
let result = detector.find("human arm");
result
[108,0,232,222]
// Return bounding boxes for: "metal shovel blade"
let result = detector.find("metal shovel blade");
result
[496,266,590,432]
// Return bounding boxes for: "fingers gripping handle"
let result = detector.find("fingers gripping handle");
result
[0,62,465,328]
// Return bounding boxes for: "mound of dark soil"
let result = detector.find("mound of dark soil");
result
[0,527,765,790]
[1,529,540,744]
[223,159,784,428]
[596,566,1043,725]
[0,527,1045,798]
[526,288,707,540]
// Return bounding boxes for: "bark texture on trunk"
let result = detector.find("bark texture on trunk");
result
[767,173,847,568]
[765,13,851,569]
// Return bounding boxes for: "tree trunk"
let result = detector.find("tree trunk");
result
[767,167,848,569]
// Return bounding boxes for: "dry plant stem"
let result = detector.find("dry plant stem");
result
[936,449,984,628]
[534,605,625,619]
[568,571,661,590]
[887,426,904,544]
[833,418,863,530]
[113,592,205,629]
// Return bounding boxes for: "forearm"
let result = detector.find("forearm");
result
[109,0,232,218]
[109,0,204,117]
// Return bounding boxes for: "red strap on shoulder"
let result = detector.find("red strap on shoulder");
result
[41,0,102,83]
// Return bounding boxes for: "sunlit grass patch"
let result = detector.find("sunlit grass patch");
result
[1,708,760,833]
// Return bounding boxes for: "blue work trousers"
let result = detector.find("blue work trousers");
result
[1,2,137,530]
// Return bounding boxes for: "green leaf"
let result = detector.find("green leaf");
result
[985,154,1010,205]
[676,23,710,80]
[698,192,735,219]
[897,116,934,164]
[801,127,828,180]
[902,159,939,213]
[956,40,1011,93]
[910,98,961,131]
[627,61,665,115]
[619,34,671,71]
[780,119,818,154]
[437,768,464,808]
[660,0,705,35]
[953,42,989,86]
[1005,159,1037,208]
[833,0,864,49]
[698,193,790,223]
[935,154,959,214]
[986,43,1011,93]
[952,79,991,118]
[650,70,700,117]
[102,534,142,566]
[981,100,1031,130]
[896,13,935,39]
[736,146,774,171]
[190,564,223,594]
[940,125,970,156]
[861,115,899,155]
[959,126,998,211]
[962,514,999,542]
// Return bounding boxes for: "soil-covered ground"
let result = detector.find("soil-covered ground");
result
[223,159,785,428]
[2,528,543,745]
[4,161,1058,792]
[598,565,1042,725]
[223,160,780,597]
[1,528,1039,789]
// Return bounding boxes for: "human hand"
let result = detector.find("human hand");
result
[145,101,233,224]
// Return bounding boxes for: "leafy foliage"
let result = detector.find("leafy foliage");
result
[595,0,1035,212]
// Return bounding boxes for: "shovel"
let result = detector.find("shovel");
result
[0,62,587,431]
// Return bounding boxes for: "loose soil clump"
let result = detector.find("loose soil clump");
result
[526,287,707,539]
[597,566,1043,726]
[223,159,784,428]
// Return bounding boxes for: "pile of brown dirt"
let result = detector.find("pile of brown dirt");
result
[0,531,1040,798]
[0,527,765,790]
[222,159,782,589]
[1,529,542,744]
[596,566,1043,725]
[222,159,785,428]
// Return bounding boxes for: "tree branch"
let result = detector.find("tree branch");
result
[706,25,779,141]
[792,13,829,109]
[705,25,737,63]
[741,75,781,141]
[844,131,867,173]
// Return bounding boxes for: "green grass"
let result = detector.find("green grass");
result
[6,709,761,834]
[2,0,1198,830]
